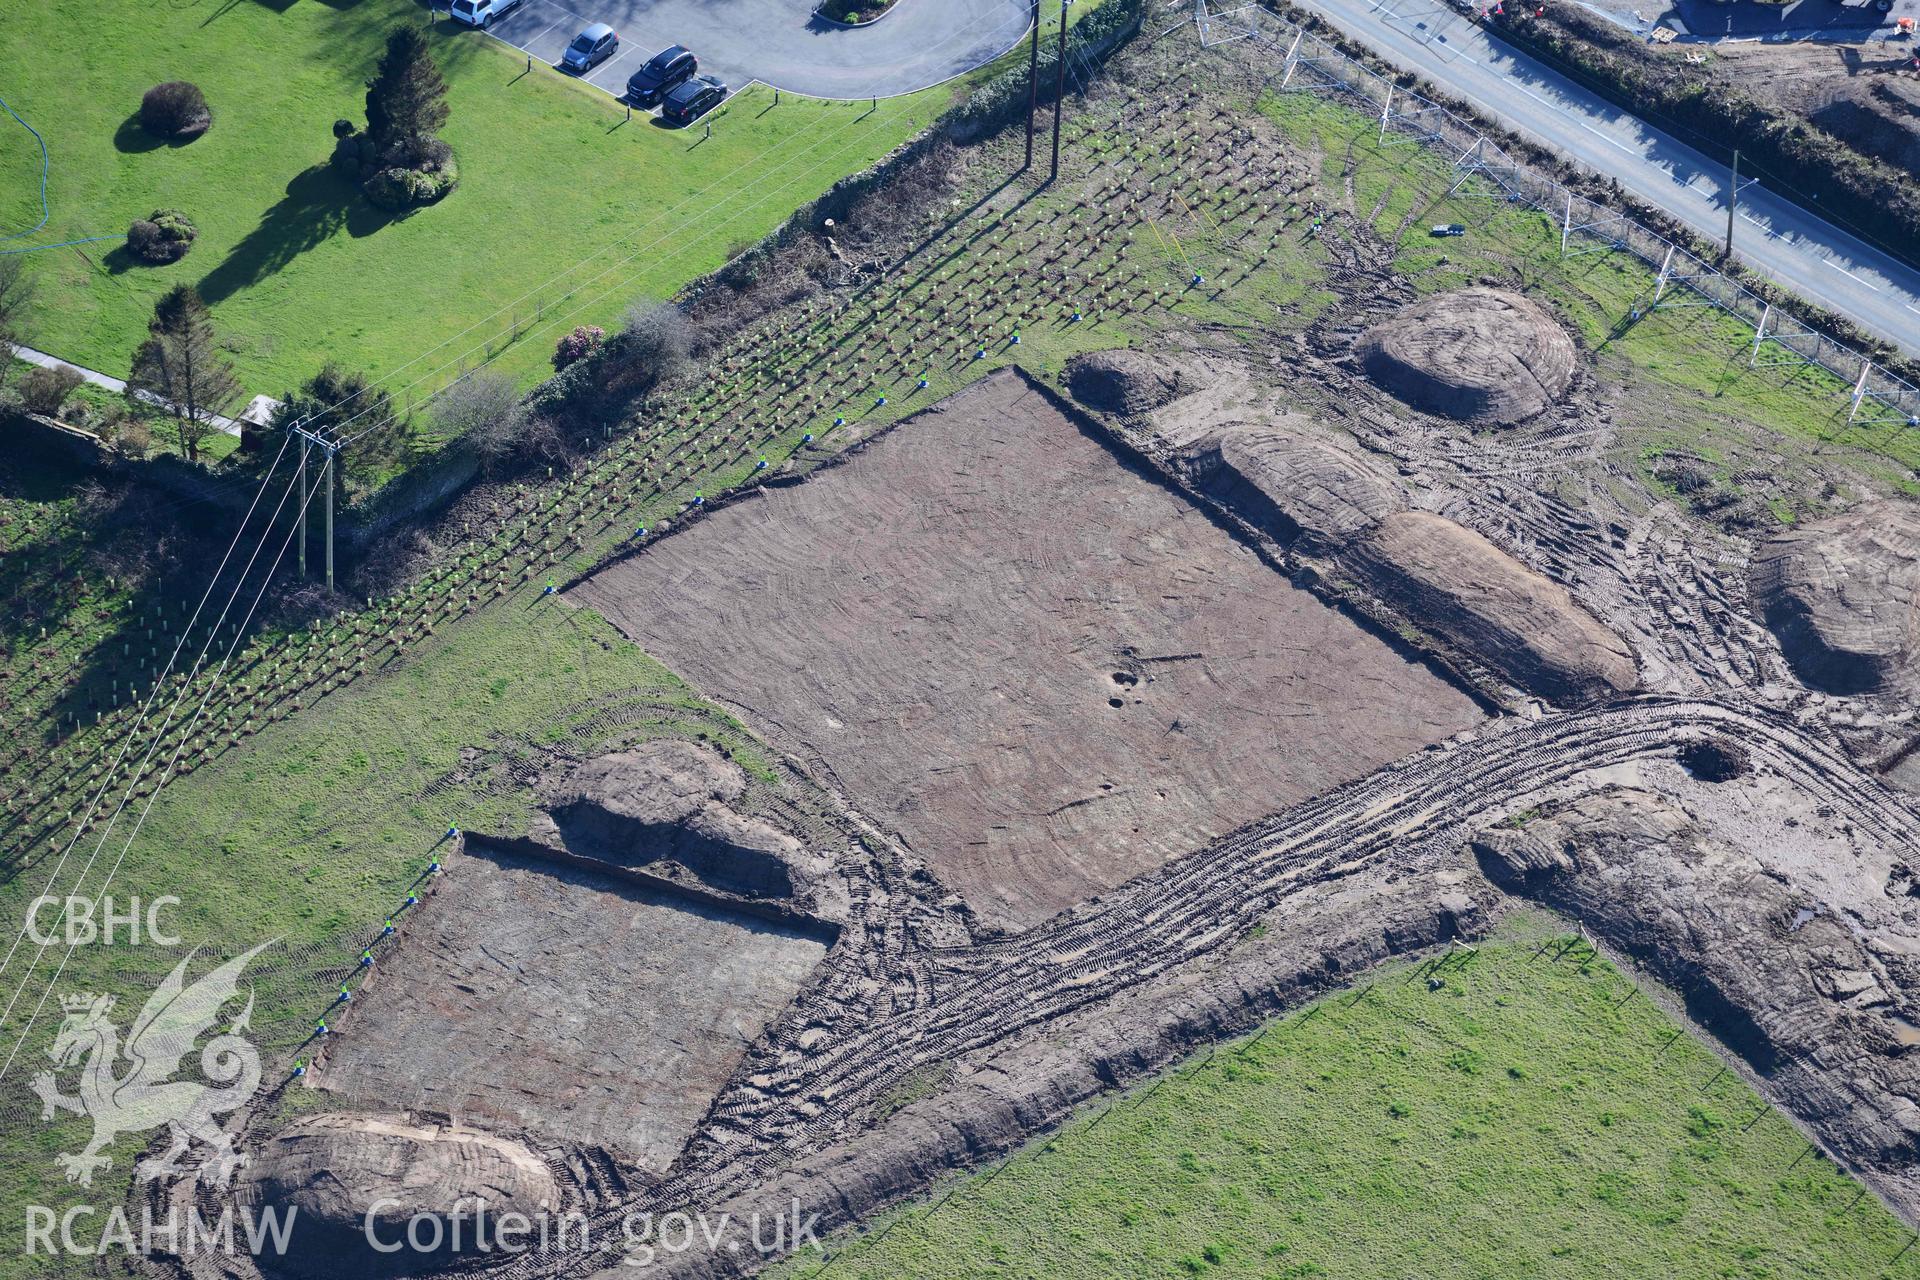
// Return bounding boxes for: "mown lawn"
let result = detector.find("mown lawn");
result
[773,932,1920,1280]
[0,0,935,400]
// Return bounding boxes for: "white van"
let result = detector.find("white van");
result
[449,0,524,29]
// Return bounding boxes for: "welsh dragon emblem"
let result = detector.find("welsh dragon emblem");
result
[30,941,272,1189]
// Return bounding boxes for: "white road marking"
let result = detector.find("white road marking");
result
[595,44,646,82]
[523,18,566,48]
[1824,260,1881,291]
[1384,27,1640,157]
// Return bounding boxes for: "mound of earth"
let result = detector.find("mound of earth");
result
[1356,288,1576,425]
[1750,501,1920,696]
[241,1115,558,1279]
[533,741,809,899]
[1339,512,1637,703]
[1173,423,1403,551]
[1066,349,1196,416]
[1472,789,1920,1201]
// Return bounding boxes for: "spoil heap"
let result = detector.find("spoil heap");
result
[1750,501,1920,695]
[1357,288,1576,425]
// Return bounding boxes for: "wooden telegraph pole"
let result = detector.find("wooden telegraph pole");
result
[294,424,340,592]
[296,430,308,580]
[1025,0,1040,171]
[1050,0,1068,182]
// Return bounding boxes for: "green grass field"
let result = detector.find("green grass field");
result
[0,0,935,400]
[773,932,1920,1280]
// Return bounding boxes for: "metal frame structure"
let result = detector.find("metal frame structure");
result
[1649,244,1717,310]
[1195,0,1262,45]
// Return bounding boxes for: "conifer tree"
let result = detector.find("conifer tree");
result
[128,284,241,462]
[365,26,450,166]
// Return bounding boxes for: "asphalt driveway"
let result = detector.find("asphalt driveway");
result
[466,0,1031,102]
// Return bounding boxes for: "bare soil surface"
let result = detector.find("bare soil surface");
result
[307,842,828,1173]
[569,370,1485,932]
[1710,41,1920,170]
[1170,418,1406,551]
[178,30,1920,1280]
[1064,349,1199,416]
[239,1115,559,1280]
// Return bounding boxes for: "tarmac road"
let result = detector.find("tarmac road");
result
[459,0,1030,102]
[1280,0,1920,357]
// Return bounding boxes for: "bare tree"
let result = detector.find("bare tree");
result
[128,284,241,462]
[604,301,696,400]
[432,371,528,461]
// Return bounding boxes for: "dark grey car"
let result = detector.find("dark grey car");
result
[627,45,698,107]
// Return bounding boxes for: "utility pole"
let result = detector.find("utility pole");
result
[295,424,340,592]
[324,446,335,593]
[1024,0,1040,171]
[1724,148,1740,259]
[1050,0,1068,182]
[296,431,307,580]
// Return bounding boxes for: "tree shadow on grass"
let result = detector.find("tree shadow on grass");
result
[196,163,399,308]
[102,243,142,276]
[112,112,204,155]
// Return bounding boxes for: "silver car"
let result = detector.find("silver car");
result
[562,23,620,74]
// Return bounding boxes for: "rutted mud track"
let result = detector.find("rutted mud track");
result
[449,694,1918,1279]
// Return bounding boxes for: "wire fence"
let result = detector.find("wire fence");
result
[1205,0,1920,427]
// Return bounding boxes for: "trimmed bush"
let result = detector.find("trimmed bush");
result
[17,364,85,417]
[816,0,898,21]
[139,81,211,140]
[126,209,197,265]
[362,158,459,210]
[552,325,605,372]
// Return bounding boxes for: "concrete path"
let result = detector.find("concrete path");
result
[1282,0,1920,356]
[9,343,245,434]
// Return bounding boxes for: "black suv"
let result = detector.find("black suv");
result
[662,75,727,125]
[626,45,698,107]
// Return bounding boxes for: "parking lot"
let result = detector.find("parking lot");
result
[456,0,1031,104]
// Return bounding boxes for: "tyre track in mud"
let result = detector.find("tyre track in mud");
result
[458,694,1920,1278]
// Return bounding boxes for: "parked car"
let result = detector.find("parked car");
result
[561,23,620,74]
[626,45,698,107]
[1429,223,1466,237]
[662,74,727,125]
[448,0,524,28]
